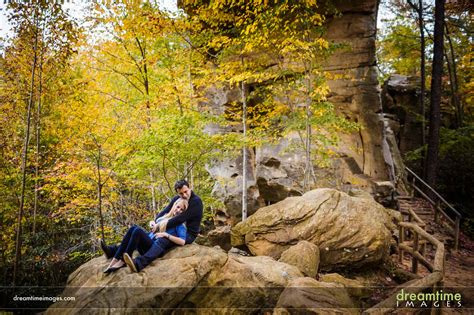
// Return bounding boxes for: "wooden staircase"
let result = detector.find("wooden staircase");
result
[399,196,457,248]
[366,168,467,312]
[402,167,462,251]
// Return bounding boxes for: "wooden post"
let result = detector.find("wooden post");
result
[454,216,460,251]
[435,200,440,223]
[412,232,419,274]
[399,225,404,263]
[411,177,416,197]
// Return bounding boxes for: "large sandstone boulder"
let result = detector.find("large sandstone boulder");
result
[231,188,395,270]
[46,245,303,313]
[278,241,320,278]
[274,277,359,314]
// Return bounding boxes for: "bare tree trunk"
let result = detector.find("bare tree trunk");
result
[419,0,427,147]
[303,65,314,191]
[96,148,105,241]
[424,0,446,189]
[13,13,39,286]
[241,80,248,221]
[407,0,427,147]
[187,49,194,187]
[444,47,458,127]
[33,32,45,237]
[445,23,462,128]
[150,171,156,212]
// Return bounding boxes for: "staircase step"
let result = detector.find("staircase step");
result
[400,240,429,247]
[400,210,432,216]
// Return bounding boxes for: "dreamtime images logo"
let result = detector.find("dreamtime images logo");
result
[396,288,462,308]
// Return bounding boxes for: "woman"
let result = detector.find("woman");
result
[103,198,188,273]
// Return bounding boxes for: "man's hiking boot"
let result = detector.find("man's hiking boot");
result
[100,239,114,259]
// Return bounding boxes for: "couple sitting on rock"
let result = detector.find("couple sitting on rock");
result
[101,179,203,273]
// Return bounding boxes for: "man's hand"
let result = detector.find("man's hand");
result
[154,232,169,239]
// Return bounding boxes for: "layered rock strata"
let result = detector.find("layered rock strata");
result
[231,188,396,270]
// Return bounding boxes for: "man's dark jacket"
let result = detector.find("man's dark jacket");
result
[155,191,203,237]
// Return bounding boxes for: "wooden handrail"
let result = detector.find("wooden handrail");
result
[405,166,462,250]
[399,222,445,271]
[405,167,461,218]
[403,204,426,227]
[364,222,445,313]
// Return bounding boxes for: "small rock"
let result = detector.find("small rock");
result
[278,241,320,278]
[228,247,249,256]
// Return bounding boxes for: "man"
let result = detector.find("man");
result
[101,179,203,272]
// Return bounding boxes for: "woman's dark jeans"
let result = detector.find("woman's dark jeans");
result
[113,225,155,261]
[110,224,197,272]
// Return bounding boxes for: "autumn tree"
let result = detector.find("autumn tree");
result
[1,0,78,285]
[181,0,356,205]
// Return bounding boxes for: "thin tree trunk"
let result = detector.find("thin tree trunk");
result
[424,0,446,189]
[33,34,45,237]
[303,65,313,191]
[96,149,105,241]
[444,48,458,126]
[419,0,426,147]
[13,12,39,286]
[241,80,247,221]
[187,49,194,187]
[150,171,156,212]
[445,23,462,128]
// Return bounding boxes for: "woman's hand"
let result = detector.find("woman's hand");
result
[154,232,185,246]
[154,232,169,239]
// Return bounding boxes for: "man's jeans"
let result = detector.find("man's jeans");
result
[109,225,197,271]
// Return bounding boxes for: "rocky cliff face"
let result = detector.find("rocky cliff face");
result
[381,74,423,155]
[204,0,400,223]
[324,0,386,180]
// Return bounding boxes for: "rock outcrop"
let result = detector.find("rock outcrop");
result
[200,0,405,224]
[381,74,422,155]
[46,245,304,313]
[231,188,396,270]
[324,0,387,181]
[206,149,265,224]
[46,244,376,313]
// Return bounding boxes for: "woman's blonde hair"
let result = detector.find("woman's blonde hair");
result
[158,198,188,232]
